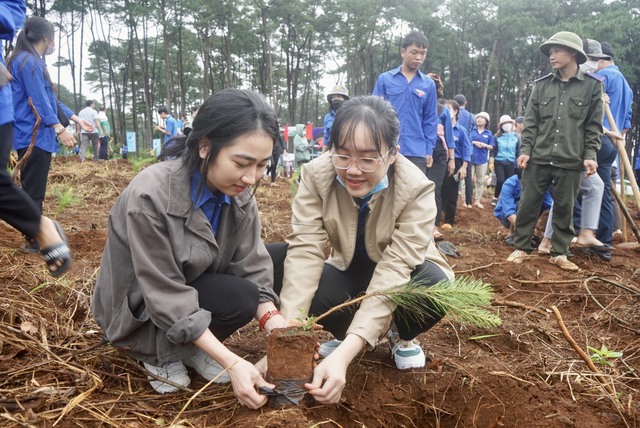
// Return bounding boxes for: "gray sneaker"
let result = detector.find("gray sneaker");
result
[143,361,191,394]
[183,349,231,383]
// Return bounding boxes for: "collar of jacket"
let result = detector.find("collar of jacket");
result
[165,159,252,245]
[552,67,586,82]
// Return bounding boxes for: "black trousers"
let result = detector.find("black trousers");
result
[16,146,52,214]
[0,123,40,238]
[0,122,12,171]
[191,272,261,342]
[267,243,447,342]
[441,158,464,225]
[426,143,448,226]
[463,162,473,205]
[494,161,515,199]
[99,136,110,160]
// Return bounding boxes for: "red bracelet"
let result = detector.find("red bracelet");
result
[259,310,281,332]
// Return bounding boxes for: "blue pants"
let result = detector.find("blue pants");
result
[595,137,617,246]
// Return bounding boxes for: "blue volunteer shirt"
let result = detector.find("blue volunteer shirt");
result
[452,123,471,162]
[11,51,74,153]
[469,128,495,164]
[322,109,336,148]
[494,175,553,221]
[458,108,475,133]
[438,107,454,152]
[0,0,26,127]
[596,65,634,131]
[372,66,438,158]
[163,115,179,142]
[190,170,231,235]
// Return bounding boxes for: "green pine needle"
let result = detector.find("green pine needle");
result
[313,275,501,329]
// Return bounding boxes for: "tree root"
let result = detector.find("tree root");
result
[492,298,549,319]
[550,306,615,396]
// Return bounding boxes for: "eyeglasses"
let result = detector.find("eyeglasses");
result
[330,148,393,173]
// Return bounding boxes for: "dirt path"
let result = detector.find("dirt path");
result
[1,158,638,427]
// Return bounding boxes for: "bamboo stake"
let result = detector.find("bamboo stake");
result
[611,180,640,243]
[604,104,640,210]
[550,306,615,396]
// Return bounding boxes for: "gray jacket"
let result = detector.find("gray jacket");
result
[92,160,277,366]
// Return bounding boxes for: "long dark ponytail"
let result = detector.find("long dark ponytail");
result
[7,16,55,83]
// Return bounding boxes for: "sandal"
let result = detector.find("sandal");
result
[40,220,72,277]
[433,229,445,242]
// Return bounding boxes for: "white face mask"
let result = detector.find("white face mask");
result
[580,60,598,73]
[501,123,513,132]
[45,45,55,56]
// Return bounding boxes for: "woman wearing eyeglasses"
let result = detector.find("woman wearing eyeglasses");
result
[273,96,454,404]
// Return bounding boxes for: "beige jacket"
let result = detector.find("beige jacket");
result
[279,153,453,347]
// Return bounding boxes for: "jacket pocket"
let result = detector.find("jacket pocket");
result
[105,294,153,351]
[539,97,555,119]
[568,97,586,120]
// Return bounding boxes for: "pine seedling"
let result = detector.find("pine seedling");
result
[55,187,82,217]
[312,276,501,329]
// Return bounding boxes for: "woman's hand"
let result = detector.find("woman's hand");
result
[227,358,274,409]
[305,353,348,404]
[57,129,75,148]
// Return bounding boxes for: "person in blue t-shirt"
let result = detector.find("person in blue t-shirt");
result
[453,94,476,207]
[469,112,494,208]
[440,99,471,229]
[489,115,520,205]
[321,85,350,153]
[372,31,438,175]
[8,15,93,252]
[156,106,179,145]
[0,5,72,276]
[494,171,553,246]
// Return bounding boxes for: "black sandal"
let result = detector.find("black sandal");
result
[40,220,72,277]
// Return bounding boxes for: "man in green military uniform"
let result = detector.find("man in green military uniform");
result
[507,31,604,271]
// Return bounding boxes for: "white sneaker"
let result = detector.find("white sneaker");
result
[143,361,191,394]
[318,339,342,357]
[549,254,580,271]
[387,329,426,369]
[183,349,231,383]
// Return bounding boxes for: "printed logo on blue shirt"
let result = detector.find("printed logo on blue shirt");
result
[414,89,425,97]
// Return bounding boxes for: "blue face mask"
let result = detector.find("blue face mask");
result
[336,174,389,199]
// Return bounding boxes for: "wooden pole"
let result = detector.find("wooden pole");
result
[611,181,640,243]
[604,104,640,210]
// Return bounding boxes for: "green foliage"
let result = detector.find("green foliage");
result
[130,155,157,173]
[588,344,623,367]
[312,276,501,330]
[54,187,82,218]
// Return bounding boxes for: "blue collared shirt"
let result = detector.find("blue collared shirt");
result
[11,51,74,153]
[323,109,336,148]
[164,115,179,142]
[0,0,26,127]
[452,123,471,162]
[469,128,495,164]
[190,170,231,235]
[458,108,475,132]
[596,65,634,131]
[438,107,454,152]
[372,66,438,158]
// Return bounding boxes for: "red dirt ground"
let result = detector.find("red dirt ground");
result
[1,157,639,427]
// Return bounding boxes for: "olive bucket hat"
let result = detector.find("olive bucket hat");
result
[539,31,587,64]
